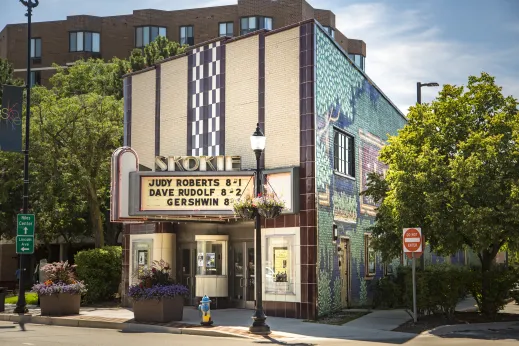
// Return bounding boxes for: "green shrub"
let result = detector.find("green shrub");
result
[373,277,401,308]
[381,264,469,320]
[415,264,470,319]
[75,246,122,304]
[467,265,519,318]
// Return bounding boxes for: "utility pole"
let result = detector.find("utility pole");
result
[14,0,39,314]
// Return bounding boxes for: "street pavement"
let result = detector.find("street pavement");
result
[1,322,519,346]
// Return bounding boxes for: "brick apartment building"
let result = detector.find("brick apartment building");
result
[0,0,366,86]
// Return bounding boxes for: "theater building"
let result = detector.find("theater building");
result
[112,19,406,320]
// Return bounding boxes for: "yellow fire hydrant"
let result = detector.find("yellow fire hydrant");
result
[198,295,213,326]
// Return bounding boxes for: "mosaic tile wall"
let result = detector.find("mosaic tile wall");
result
[187,41,226,156]
[314,25,407,316]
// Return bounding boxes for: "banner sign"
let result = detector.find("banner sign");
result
[0,85,23,152]
[140,175,254,212]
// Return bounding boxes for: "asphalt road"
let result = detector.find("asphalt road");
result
[1,322,518,346]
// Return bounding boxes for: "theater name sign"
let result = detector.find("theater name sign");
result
[126,155,299,218]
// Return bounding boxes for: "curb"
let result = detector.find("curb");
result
[421,321,519,337]
[0,313,245,338]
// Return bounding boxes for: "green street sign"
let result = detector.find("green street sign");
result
[16,235,34,254]
[17,214,35,236]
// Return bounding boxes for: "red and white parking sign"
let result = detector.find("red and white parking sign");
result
[403,228,422,256]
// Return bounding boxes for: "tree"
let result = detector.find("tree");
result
[0,58,24,104]
[363,73,519,315]
[129,36,188,71]
[30,87,123,248]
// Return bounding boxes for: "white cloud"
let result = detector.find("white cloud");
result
[334,2,519,114]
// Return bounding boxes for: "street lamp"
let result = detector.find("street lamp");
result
[416,81,438,272]
[14,0,39,315]
[249,123,270,335]
[416,82,439,104]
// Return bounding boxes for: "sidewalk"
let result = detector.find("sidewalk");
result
[0,296,485,342]
[0,304,416,342]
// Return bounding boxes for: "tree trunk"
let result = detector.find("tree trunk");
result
[86,182,104,248]
[480,252,493,316]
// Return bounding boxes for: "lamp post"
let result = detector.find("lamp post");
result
[14,0,39,314]
[249,123,270,335]
[416,82,439,105]
[416,81,438,272]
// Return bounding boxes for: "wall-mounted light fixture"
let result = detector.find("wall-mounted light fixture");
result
[333,223,338,242]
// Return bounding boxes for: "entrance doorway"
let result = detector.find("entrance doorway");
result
[339,237,351,308]
[178,243,197,306]
[231,241,255,309]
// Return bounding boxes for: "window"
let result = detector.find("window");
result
[219,22,233,37]
[365,234,376,277]
[30,38,41,59]
[30,71,41,87]
[324,26,335,39]
[265,235,295,295]
[180,26,194,46]
[348,53,365,71]
[240,16,273,35]
[334,129,355,177]
[196,240,226,275]
[135,26,167,48]
[69,32,100,52]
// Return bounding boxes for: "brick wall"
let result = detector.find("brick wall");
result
[131,71,156,169]
[224,36,259,170]
[160,56,188,156]
[2,0,365,85]
[264,27,300,169]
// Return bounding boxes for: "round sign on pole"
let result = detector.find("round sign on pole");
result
[403,228,422,253]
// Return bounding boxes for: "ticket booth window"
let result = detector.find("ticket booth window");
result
[196,240,226,276]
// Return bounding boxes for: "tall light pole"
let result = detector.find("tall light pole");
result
[14,0,39,314]
[249,123,270,335]
[416,81,438,272]
[417,82,439,105]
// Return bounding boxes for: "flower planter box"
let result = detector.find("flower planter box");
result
[133,295,184,323]
[40,293,81,316]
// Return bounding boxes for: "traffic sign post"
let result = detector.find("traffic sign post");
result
[16,236,34,254]
[403,227,423,323]
[17,214,35,236]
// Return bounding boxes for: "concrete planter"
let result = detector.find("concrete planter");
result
[40,293,81,316]
[133,295,184,323]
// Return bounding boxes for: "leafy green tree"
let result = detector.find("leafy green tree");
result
[363,73,519,315]
[129,35,188,71]
[0,58,24,104]
[30,87,123,248]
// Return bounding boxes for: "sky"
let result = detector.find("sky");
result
[1,0,518,114]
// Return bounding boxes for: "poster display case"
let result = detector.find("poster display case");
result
[195,235,228,297]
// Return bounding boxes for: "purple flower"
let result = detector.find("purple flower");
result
[32,282,87,295]
[128,284,189,301]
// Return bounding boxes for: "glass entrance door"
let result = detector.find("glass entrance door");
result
[178,243,197,306]
[232,242,255,309]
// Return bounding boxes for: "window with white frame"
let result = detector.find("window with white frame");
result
[240,16,272,35]
[135,26,167,48]
[219,22,233,37]
[334,129,355,177]
[265,235,295,295]
[180,26,194,46]
[69,32,100,53]
[31,38,41,58]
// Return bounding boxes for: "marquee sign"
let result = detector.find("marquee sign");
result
[126,165,300,220]
[140,175,254,212]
